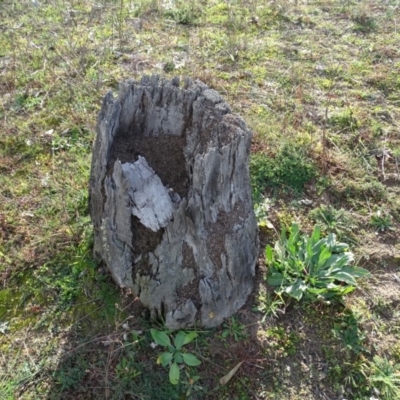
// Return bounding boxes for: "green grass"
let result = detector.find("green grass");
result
[1,0,400,399]
[250,142,317,201]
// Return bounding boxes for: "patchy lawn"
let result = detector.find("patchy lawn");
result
[1,0,399,399]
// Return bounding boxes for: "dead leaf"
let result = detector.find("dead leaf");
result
[219,361,244,386]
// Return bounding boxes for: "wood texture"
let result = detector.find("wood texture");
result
[89,76,259,329]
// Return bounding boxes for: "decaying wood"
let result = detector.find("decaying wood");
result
[89,76,259,329]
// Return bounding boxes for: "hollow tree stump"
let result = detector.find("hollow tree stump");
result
[89,76,259,329]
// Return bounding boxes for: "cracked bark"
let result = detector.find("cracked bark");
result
[89,76,259,329]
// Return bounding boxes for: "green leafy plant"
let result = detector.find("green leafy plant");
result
[266,224,370,301]
[309,205,356,241]
[221,317,247,342]
[150,329,201,385]
[55,359,88,391]
[253,291,286,320]
[333,311,368,355]
[115,351,141,382]
[0,376,14,400]
[343,357,369,392]
[338,176,386,200]
[181,369,206,398]
[370,209,393,232]
[368,356,400,400]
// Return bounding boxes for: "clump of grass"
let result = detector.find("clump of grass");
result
[164,0,203,25]
[352,13,377,34]
[329,109,359,133]
[368,356,400,400]
[309,205,357,241]
[332,311,368,356]
[370,209,393,232]
[334,176,387,201]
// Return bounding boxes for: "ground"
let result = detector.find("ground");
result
[1,0,400,399]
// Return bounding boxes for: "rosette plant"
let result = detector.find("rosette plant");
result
[266,224,370,301]
[150,329,201,385]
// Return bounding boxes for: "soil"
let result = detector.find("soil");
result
[110,132,189,198]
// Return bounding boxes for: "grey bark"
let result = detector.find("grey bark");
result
[89,75,259,329]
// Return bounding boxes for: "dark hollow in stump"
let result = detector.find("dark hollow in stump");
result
[89,76,259,329]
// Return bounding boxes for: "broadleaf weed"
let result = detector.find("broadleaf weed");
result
[150,329,201,385]
[266,224,370,302]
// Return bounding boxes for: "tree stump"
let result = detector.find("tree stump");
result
[89,76,259,329]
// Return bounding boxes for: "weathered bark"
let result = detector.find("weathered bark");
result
[89,76,259,329]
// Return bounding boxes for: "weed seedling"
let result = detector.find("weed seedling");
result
[115,351,141,382]
[253,292,286,320]
[332,311,368,355]
[150,329,201,385]
[221,317,247,342]
[352,13,377,33]
[309,205,356,241]
[370,209,393,232]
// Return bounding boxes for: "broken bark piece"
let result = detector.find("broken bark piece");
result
[89,75,259,329]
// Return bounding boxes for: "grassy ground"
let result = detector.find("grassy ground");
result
[1,0,400,399]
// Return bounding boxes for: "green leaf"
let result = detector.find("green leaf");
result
[323,253,352,270]
[260,219,274,229]
[183,331,198,345]
[174,352,183,364]
[343,266,370,278]
[331,242,349,253]
[169,362,180,385]
[327,283,356,296]
[267,272,285,286]
[326,233,336,249]
[285,278,307,300]
[150,329,171,347]
[317,246,332,269]
[174,331,186,350]
[265,245,274,263]
[306,237,313,260]
[289,223,300,243]
[310,225,321,244]
[182,353,201,366]
[307,287,329,295]
[158,352,173,367]
[330,271,357,285]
